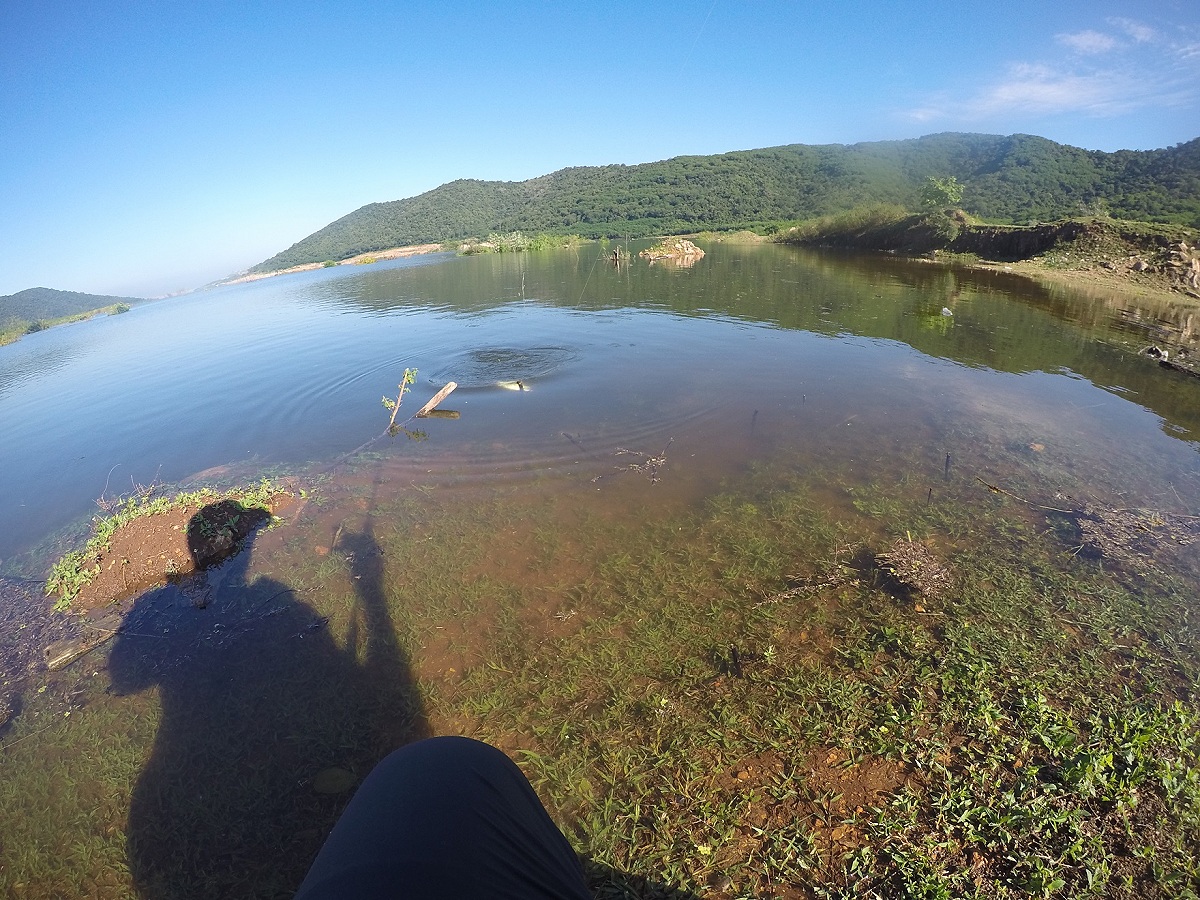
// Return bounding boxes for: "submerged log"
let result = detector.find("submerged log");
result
[416,381,458,417]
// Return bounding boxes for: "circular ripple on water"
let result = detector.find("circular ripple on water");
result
[426,347,576,389]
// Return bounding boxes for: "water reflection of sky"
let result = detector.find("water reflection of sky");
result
[1,244,1196,568]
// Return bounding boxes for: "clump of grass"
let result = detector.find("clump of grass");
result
[778,204,912,247]
[460,232,585,254]
[693,229,765,244]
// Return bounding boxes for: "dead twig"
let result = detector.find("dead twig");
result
[755,543,858,608]
[877,533,951,599]
[975,476,1076,514]
[977,475,1199,570]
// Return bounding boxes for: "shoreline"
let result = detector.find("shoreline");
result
[219,242,445,286]
[962,256,1200,308]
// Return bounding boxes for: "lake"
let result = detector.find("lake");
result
[1,241,1198,898]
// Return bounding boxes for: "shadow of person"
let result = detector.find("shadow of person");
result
[583,860,706,899]
[109,502,428,899]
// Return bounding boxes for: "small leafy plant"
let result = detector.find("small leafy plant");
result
[382,368,419,435]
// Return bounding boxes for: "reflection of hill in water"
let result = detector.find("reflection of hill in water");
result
[310,244,1200,444]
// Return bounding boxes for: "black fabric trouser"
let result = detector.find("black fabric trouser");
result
[295,736,592,899]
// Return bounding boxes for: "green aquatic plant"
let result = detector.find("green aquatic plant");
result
[45,555,101,610]
[382,368,418,435]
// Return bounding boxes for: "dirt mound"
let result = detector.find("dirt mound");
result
[59,494,291,614]
[950,221,1088,260]
[640,238,705,265]
[961,220,1200,299]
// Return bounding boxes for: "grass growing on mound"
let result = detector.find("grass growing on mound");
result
[778,205,913,248]
[44,479,287,610]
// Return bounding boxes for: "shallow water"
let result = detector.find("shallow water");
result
[1,242,1198,897]
[2,244,1197,567]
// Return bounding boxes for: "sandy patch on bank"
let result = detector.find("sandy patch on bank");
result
[222,243,444,286]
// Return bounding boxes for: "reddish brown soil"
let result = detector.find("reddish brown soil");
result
[71,494,294,613]
[693,744,913,899]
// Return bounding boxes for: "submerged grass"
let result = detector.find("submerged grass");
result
[2,458,1198,898]
[426,465,1200,898]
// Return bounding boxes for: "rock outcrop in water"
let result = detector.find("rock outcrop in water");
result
[639,238,705,266]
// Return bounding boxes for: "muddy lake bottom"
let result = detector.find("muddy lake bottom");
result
[1,243,1199,898]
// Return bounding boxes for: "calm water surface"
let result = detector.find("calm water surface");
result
[3,243,1197,567]
[1,241,1198,897]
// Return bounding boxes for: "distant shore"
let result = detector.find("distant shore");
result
[219,243,445,286]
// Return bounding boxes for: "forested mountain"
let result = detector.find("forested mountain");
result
[1,287,146,327]
[252,133,1200,273]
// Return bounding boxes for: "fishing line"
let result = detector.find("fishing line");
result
[575,248,604,305]
[681,0,719,70]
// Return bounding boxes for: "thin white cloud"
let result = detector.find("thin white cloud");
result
[973,63,1147,116]
[1178,42,1200,61]
[903,61,1192,123]
[1057,30,1117,54]
[907,107,941,123]
[1110,17,1155,43]
[901,15,1198,126]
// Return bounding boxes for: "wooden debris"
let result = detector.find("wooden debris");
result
[1075,502,1199,569]
[976,476,1199,571]
[416,381,458,418]
[877,534,951,599]
[595,438,674,484]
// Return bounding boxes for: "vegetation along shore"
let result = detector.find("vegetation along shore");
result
[0,287,146,347]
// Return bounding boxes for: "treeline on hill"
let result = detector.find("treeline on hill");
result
[253,132,1200,273]
[0,287,146,345]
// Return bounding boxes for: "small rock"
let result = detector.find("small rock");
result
[707,873,733,892]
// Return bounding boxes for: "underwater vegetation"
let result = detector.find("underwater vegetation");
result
[2,447,1197,899]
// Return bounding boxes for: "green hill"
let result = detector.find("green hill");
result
[1,287,148,344]
[252,133,1200,273]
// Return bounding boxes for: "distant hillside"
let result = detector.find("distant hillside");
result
[1,287,148,344]
[252,133,1200,273]
[2,287,146,322]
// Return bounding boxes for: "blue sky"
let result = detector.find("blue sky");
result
[2,1,1197,298]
